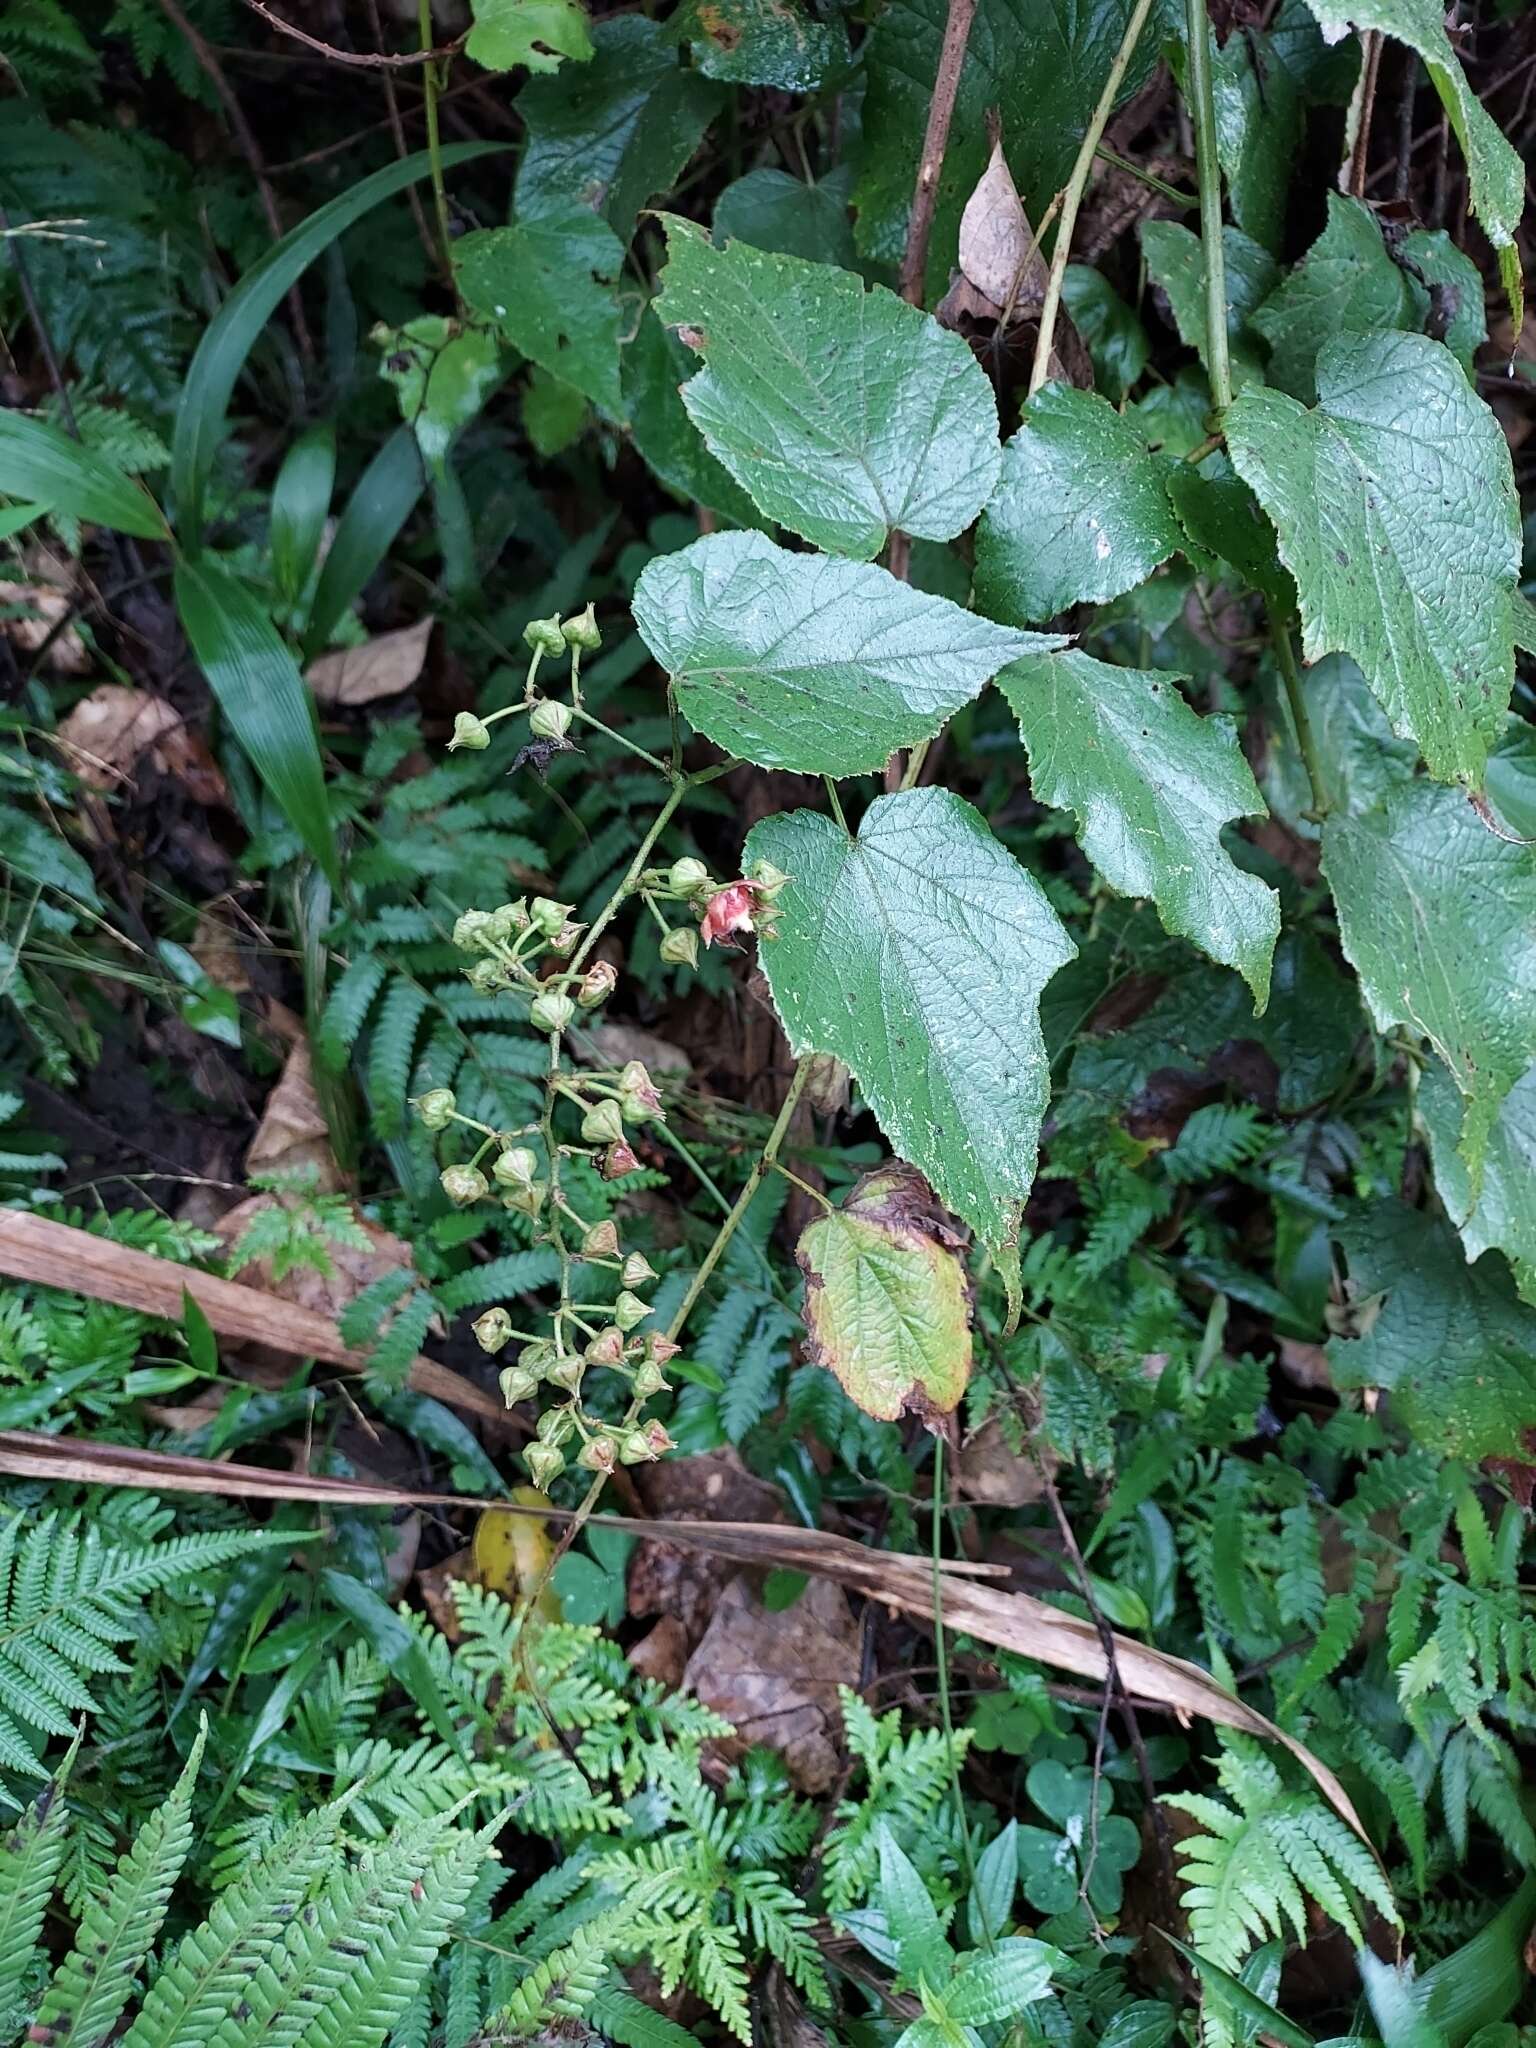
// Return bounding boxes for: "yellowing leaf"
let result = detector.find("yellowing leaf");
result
[797,1163,972,1421]
[474,1491,562,1619]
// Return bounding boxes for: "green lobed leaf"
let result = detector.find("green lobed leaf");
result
[375,316,505,471]
[672,0,850,89]
[174,557,340,887]
[655,218,1003,560]
[172,143,499,549]
[974,385,1182,625]
[1250,193,1416,403]
[998,648,1279,1003]
[0,409,166,539]
[513,17,725,241]
[1328,1201,1536,1460]
[1323,778,1536,1175]
[621,308,765,526]
[746,788,1076,1250]
[633,530,1054,776]
[797,1162,973,1421]
[466,0,594,71]
[1297,0,1525,315]
[456,202,625,413]
[1227,333,1520,787]
[1141,220,1278,391]
[1211,25,1303,253]
[1421,1062,1536,1300]
[713,165,857,265]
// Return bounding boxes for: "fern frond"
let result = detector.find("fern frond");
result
[488,1904,635,2034]
[0,1516,296,1779]
[317,953,388,1070]
[0,1729,78,2032]
[35,1721,206,2046]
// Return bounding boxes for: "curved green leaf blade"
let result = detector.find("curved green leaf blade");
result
[622,308,763,527]
[1322,779,1536,1173]
[174,557,340,887]
[1227,333,1520,787]
[946,1940,1063,2025]
[302,424,426,659]
[634,530,1055,775]
[655,217,1003,559]
[797,1163,973,1421]
[1421,1061,1536,1297]
[0,410,166,540]
[999,649,1278,1004]
[747,788,1076,1250]
[466,0,594,71]
[974,385,1181,624]
[1141,220,1278,390]
[269,421,335,613]
[173,142,500,547]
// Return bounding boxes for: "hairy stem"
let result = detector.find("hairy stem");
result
[1029,0,1157,397]
[1182,0,1233,414]
[1271,611,1330,818]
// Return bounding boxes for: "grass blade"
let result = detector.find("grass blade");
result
[302,423,425,656]
[270,419,336,612]
[172,142,500,549]
[0,412,167,539]
[173,554,340,886]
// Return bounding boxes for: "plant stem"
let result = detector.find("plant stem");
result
[1183,0,1233,414]
[931,1436,985,1933]
[417,0,454,280]
[567,780,691,975]
[898,0,977,306]
[1271,611,1330,818]
[1029,0,1157,397]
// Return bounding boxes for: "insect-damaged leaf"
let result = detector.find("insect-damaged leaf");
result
[798,1163,972,1421]
[633,530,1056,776]
[747,788,1076,1252]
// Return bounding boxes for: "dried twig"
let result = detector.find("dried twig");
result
[898,0,977,308]
[0,1208,501,1421]
[240,0,463,69]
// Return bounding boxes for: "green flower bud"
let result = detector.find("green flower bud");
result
[440,1164,489,1206]
[524,1441,565,1488]
[549,920,582,957]
[582,1219,621,1259]
[452,909,494,951]
[659,925,699,969]
[668,856,710,895]
[415,1087,457,1130]
[537,1404,575,1443]
[500,1179,547,1219]
[547,1352,585,1394]
[632,1359,671,1400]
[524,614,566,658]
[449,711,491,751]
[621,1251,656,1288]
[580,1097,625,1145]
[747,858,790,901]
[529,698,573,742]
[484,900,528,942]
[529,896,574,938]
[492,1145,540,1189]
[466,957,510,994]
[577,962,617,1009]
[641,1420,676,1458]
[529,990,575,1034]
[498,1363,540,1404]
[618,1060,662,1121]
[577,1433,618,1473]
[619,1427,657,1465]
[472,1307,513,1354]
[561,602,601,651]
[519,1339,557,1376]
[612,1290,649,1332]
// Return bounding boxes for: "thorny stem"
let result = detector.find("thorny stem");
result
[1029,0,1158,398]
[1271,611,1331,818]
[417,0,455,281]
[1183,0,1233,414]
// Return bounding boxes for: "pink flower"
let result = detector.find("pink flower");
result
[700,881,761,949]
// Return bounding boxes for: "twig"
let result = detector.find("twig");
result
[1029,0,1158,396]
[365,0,438,276]
[1346,29,1385,199]
[0,204,79,433]
[417,0,456,276]
[1392,46,1417,202]
[1182,0,1232,414]
[155,0,313,364]
[240,0,462,68]
[897,0,977,307]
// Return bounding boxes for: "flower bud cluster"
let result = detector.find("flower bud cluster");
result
[640,855,789,962]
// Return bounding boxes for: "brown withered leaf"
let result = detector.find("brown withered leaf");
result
[245,1041,342,1191]
[957,1415,1058,1506]
[56,683,227,804]
[683,1572,861,1792]
[0,577,87,673]
[798,1162,971,1423]
[307,617,433,707]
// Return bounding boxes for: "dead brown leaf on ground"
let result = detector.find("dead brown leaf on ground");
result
[683,1572,861,1792]
[56,682,228,805]
[245,1040,344,1190]
[307,617,433,706]
[957,1416,1057,1506]
[0,576,88,673]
